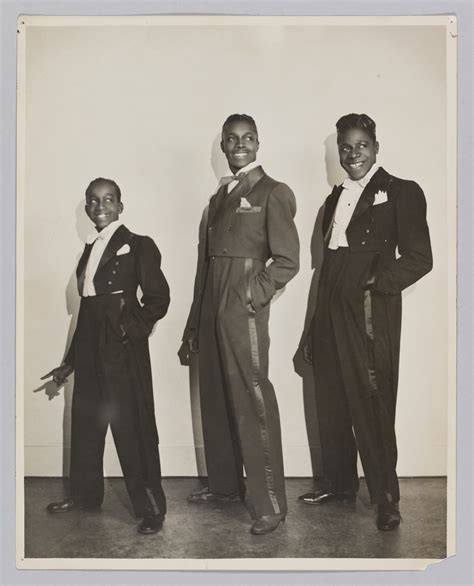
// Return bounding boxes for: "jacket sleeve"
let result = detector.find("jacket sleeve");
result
[122,236,170,343]
[250,183,300,311]
[373,181,433,295]
[182,205,210,341]
[64,333,75,368]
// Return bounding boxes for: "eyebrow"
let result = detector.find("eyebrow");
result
[226,131,255,137]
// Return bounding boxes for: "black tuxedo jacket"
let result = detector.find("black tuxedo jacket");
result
[66,224,170,365]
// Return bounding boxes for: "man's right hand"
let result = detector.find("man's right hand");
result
[41,364,74,386]
[302,336,313,365]
[178,335,199,366]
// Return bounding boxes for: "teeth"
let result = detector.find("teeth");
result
[349,162,363,169]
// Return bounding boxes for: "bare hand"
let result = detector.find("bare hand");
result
[187,335,199,354]
[302,337,313,365]
[177,335,199,366]
[41,364,74,386]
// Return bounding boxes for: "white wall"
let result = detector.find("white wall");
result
[20,19,451,477]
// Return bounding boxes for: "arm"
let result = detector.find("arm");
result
[181,205,210,346]
[250,183,300,311]
[372,181,433,295]
[121,236,170,344]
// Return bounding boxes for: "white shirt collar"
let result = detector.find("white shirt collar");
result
[342,164,379,190]
[86,220,122,245]
[226,159,260,177]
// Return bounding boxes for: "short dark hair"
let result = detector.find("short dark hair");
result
[336,113,377,142]
[222,113,258,137]
[85,177,122,202]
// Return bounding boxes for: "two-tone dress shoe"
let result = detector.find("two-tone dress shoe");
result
[138,513,165,535]
[376,502,401,531]
[187,486,240,503]
[298,489,356,505]
[250,513,286,535]
[46,499,101,513]
[46,499,82,513]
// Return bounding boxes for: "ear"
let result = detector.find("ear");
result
[118,202,124,214]
[220,140,225,153]
[375,141,380,155]
[84,203,91,219]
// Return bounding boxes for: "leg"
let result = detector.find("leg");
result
[69,374,109,508]
[330,260,399,506]
[310,251,359,497]
[194,265,245,497]
[216,258,287,521]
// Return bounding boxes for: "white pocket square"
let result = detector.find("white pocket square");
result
[373,190,388,205]
[116,244,130,256]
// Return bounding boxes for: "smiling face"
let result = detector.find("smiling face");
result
[221,120,259,173]
[85,181,123,231]
[337,127,379,181]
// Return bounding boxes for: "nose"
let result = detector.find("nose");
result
[349,148,360,160]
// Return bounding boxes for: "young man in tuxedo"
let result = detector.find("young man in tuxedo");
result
[298,113,432,531]
[42,177,170,535]
[179,114,299,534]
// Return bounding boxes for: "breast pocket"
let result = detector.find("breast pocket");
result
[236,206,262,214]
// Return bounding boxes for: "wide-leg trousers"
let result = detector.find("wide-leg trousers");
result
[312,248,399,505]
[198,256,287,518]
[69,295,166,517]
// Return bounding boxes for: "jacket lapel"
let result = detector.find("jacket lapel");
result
[226,165,265,205]
[323,184,344,243]
[96,224,132,273]
[208,185,227,226]
[349,167,391,226]
[210,166,266,221]
[76,244,93,296]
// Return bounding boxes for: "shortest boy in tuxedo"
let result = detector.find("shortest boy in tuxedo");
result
[42,177,170,535]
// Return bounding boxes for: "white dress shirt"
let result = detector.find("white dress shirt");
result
[221,159,261,194]
[328,165,379,250]
[83,220,122,297]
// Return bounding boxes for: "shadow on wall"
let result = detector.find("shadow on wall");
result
[291,133,344,481]
[33,199,90,481]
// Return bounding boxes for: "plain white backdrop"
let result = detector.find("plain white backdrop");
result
[19,17,453,478]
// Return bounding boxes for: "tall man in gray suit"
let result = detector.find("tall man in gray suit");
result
[180,114,299,534]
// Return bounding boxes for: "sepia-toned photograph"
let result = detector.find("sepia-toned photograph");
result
[16,14,456,572]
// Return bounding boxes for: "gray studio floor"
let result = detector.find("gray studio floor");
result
[24,477,446,559]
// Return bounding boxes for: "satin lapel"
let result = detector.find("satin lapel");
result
[322,185,344,242]
[96,224,132,272]
[349,167,391,226]
[76,244,93,296]
[222,166,266,210]
[208,186,227,226]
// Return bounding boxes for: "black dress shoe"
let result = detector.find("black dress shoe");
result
[138,513,164,535]
[298,489,356,505]
[250,513,286,535]
[46,499,100,513]
[187,486,240,503]
[376,502,401,531]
